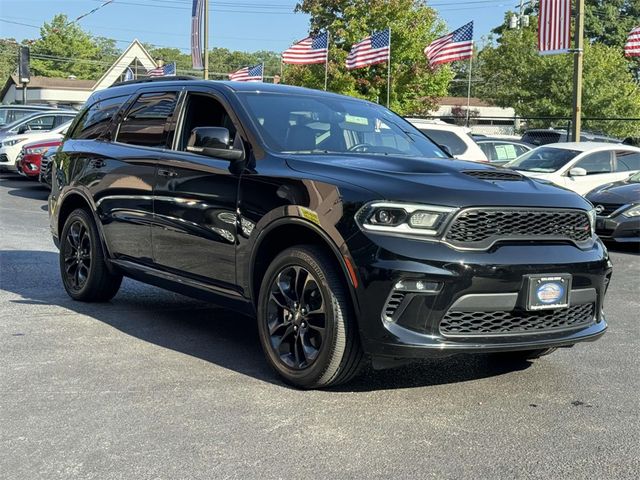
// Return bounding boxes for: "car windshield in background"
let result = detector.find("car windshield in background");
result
[239,93,447,159]
[506,146,581,173]
[628,171,640,182]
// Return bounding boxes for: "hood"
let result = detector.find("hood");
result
[285,154,591,210]
[586,178,640,204]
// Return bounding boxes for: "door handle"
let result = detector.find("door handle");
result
[158,168,178,178]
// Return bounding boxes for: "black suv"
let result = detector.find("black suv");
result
[50,79,612,388]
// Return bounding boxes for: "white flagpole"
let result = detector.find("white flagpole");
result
[324,31,330,91]
[386,27,391,108]
[465,53,473,127]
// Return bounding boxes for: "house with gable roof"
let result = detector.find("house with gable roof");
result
[0,40,158,108]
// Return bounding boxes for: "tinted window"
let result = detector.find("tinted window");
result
[419,129,467,156]
[615,150,640,172]
[521,131,563,146]
[575,151,612,174]
[117,92,178,148]
[70,96,126,140]
[506,147,580,172]
[239,93,447,159]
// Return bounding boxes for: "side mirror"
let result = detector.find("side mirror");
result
[439,144,453,157]
[186,126,244,162]
[568,167,587,177]
[17,125,29,134]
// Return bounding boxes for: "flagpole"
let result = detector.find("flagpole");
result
[466,53,473,127]
[203,0,209,79]
[261,62,265,82]
[571,0,585,141]
[324,31,330,91]
[386,27,391,108]
[280,59,284,84]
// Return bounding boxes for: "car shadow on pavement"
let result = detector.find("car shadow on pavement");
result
[1,249,533,392]
[604,242,639,256]
[5,182,49,201]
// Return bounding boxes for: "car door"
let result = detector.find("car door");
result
[563,150,615,194]
[95,89,180,263]
[151,87,241,289]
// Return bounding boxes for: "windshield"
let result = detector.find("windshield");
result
[238,93,447,159]
[628,171,640,182]
[0,112,39,131]
[506,146,581,173]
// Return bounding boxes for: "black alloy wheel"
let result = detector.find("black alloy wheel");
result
[257,245,364,389]
[266,265,326,370]
[62,220,92,292]
[59,208,122,302]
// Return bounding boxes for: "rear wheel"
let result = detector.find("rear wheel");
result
[257,245,364,389]
[60,208,122,302]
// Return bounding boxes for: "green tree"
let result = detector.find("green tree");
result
[29,14,119,79]
[0,39,19,81]
[287,0,454,114]
[585,0,640,48]
[476,25,640,137]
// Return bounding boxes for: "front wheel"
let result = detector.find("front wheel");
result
[257,245,364,389]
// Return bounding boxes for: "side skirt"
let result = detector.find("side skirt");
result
[109,259,255,315]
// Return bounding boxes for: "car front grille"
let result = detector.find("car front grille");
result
[444,208,592,249]
[439,303,595,337]
[463,170,523,181]
[594,203,624,217]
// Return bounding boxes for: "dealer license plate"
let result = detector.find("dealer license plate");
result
[525,274,571,311]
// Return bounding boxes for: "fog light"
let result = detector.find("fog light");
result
[392,279,441,293]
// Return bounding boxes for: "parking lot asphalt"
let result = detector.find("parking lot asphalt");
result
[1,173,639,480]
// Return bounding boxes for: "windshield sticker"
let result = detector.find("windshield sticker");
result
[344,114,369,126]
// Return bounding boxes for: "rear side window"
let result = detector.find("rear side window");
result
[70,96,126,140]
[615,150,640,171]
[418,129,467,156]
[116,92,178,148]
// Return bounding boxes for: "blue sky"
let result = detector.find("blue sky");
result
[0,0,518,53]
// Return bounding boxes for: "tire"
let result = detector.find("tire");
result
[59,208,122,302]
[257,245,364,389]
[500,347,557,361]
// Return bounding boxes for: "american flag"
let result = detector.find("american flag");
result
[229,63,263,82]
[191,0,204,69]
[282,31,329,65]
[346,29,390,70]
[538,0,571,55]
[625,25,640,57]
[147,63,176,77]
[424,22,473,67]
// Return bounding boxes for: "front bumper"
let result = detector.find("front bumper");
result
[348,232,612,359]
[596,214,640,243]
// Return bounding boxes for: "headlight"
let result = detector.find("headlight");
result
[25,146,47,155]
[2,138,26,147]
[587,208,596,235]
[622,205,640,218]
[356,202,456,237]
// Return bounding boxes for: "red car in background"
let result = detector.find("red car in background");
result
[17,139,61,179]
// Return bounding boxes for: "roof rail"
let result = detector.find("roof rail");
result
[110,76,199,88]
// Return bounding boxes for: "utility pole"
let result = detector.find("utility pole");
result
[571,0,585,141]
[203,0,209,80]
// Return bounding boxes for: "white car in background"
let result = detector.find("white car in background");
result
[0,120,72,172]
[505,142,640,195]
[405,118,489,162]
